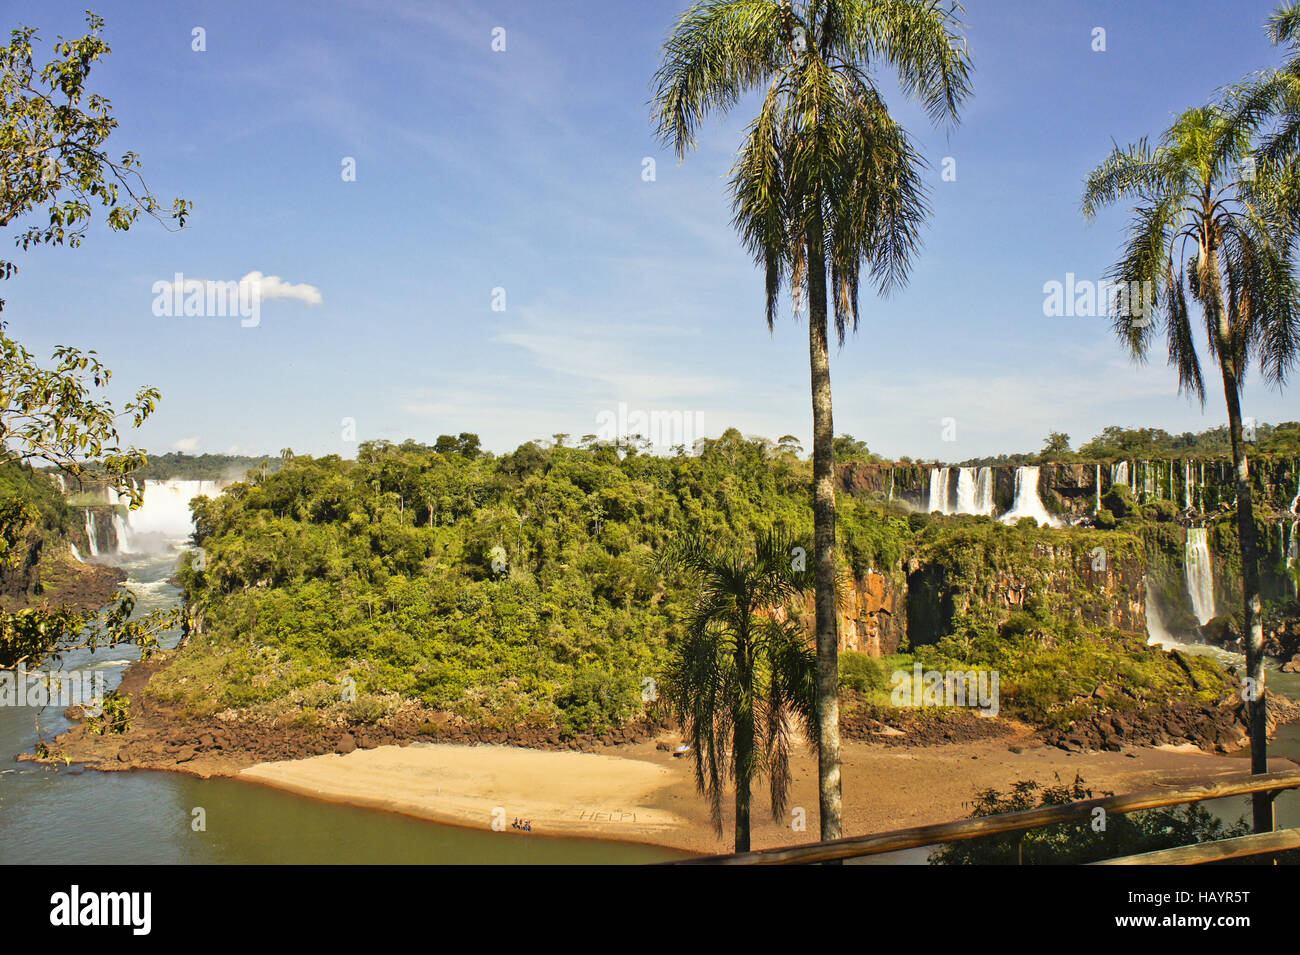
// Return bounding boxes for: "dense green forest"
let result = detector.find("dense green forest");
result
[154,429,1245,735]
[45,452,282,483]
[960,421,1300,468]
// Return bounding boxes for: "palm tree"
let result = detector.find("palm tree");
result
[651,0,972,842]
[1082,105,1300,833]
[661,531,818,852]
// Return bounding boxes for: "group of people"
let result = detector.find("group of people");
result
[511,817,532,832]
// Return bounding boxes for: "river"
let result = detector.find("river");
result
[0,542,679,864]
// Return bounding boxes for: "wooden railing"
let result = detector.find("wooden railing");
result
[676,768,1300,865]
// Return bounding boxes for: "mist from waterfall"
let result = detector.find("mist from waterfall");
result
[110,479,230,554]
[1144,581,1176,649]
[1185,527,1216,625]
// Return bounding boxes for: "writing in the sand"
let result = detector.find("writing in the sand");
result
[577,809,637,823]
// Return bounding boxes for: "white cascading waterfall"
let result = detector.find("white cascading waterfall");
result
[1111,460,1128,493]
[111,479,230,553]
[975,467,995,515]
[83,509,100,557]
[999,466,1061,527]
[887,467,894,501]
[1094,463,1101,513]
[928,467,950,514]
[954,467,977,514]
[1289,519,1299,595]
[70,544,84,563]
[1185,527,1216,624]
[111,513,132,554]
[929,466,994,516]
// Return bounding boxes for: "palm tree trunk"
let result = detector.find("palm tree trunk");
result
[806,227,842,842]
[734,651,755,854]
[1214,330,1271,835]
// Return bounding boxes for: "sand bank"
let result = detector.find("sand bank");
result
[237,731,1294,856]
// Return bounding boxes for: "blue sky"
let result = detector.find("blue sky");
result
[2,0,1296,461]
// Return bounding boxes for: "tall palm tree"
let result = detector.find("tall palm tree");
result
[651,0,972,842]
[661,531,818,852]
[1082,106,1300,833]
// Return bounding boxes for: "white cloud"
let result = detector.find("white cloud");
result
[152,271,322,309]
[243,271,323,306]
[173,437,200,452]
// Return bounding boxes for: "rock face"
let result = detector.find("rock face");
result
[781,571,903,655]
[905,535,1147,647]
[836,573,900,655]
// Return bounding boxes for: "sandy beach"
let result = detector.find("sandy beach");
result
[236,729,1298,856]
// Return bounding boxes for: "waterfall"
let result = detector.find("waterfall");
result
[887,468,894,502]
[1141,460,1154,500]
[1185,527,1216,625]
[954,467,977,514]
[1094,463,1101,513]
[929,466,993,516]
[83,509,100,557]
[928,467,951,514]
[112,479,230,552]
[1289,519,1299,595]
[70,544,84,563]
[1111,460,1128,492]
[1183,459,1192,510]
[112,513,132,554]
[975,467,995,515]
[999,466,1061,527]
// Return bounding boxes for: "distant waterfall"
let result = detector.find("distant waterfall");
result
[1289,519,1299,595]
[974,467,995,515]
[1185,528,1216,624]
[111,513,132,554]
[999,466,1061,527]
[84,509,100,557]
[110,479,230,553]
[70,544,84,563]
[954,468,977,514]
[929,466,992,516]
[887,468,894,502]
[1183,459,1192,510]
[1094,463,1101,513]
[928,467,951,514]
[1111,461,1128,492]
